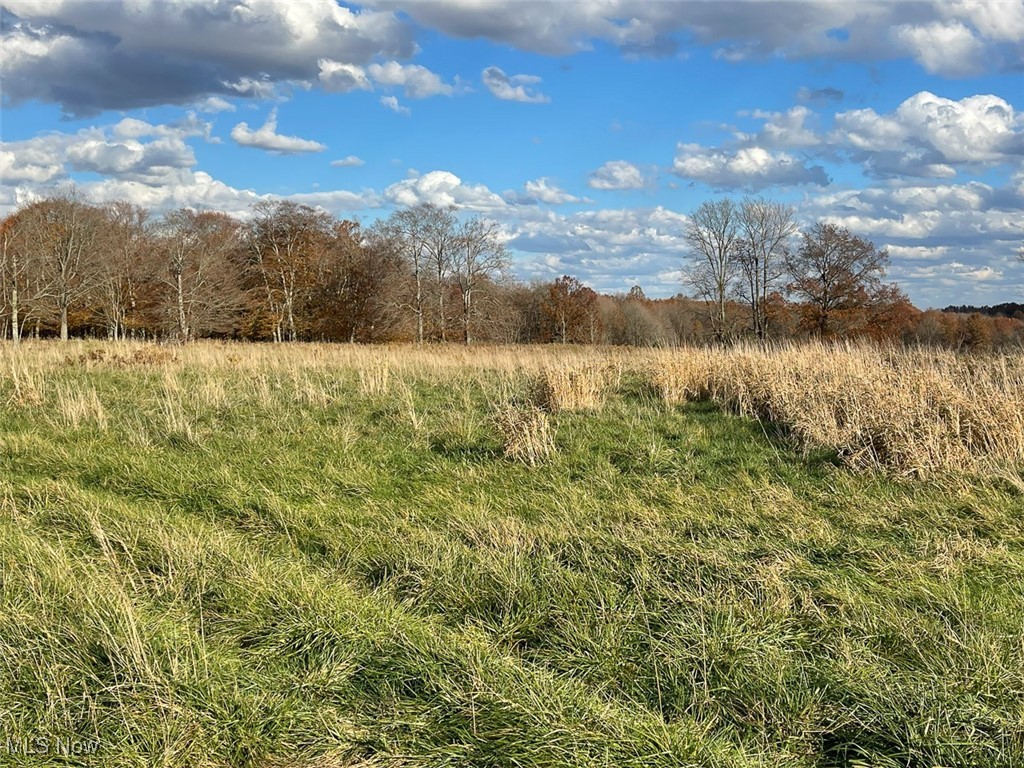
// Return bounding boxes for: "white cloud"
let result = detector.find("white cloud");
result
[196,96,236,113]
[588,160,645,190]
[831,91,1024,177]
[0,148,65,184]
[379,95,411,115]
[885,245,951,261]
[230,108,326,154]
[65,138,196,183]
[508,205,692,293]
[368,61,452,98]
[383,170,508,211]
[744,106,821,149]
[507,177,588,205]
[944,0,1024,42]
[894,21,985,77]
[331,155,365,168]
[802,179,1024,306]
[0,115,215,187]
[318,60,372,93]
[387,1,1024,72]
[671,144,829,189]
[481,66,550,103]
[2,1,414,115]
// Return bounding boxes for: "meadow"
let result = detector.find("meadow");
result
[1,341,1022,767]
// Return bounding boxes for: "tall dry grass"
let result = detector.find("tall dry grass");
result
[2,338,1022,476]
[647,343,1024,475]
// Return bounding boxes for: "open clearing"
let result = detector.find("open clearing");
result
[1,342,1023,767]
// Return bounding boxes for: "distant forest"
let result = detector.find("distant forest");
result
[943,303,1024,319]
[2,189,1022,350]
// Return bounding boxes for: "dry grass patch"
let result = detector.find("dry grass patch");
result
[53,384,108,431]
[649,343,1024,476]
[491,399,557,465]
[530,364,611,412]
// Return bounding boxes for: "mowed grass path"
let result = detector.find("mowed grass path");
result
[1,344,1023,767]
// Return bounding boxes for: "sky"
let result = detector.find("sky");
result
[1,1,1023,309]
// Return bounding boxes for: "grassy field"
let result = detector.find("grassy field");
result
[1,341,1023,767]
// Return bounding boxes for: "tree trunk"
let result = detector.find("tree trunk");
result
[60,305,69,341]
[10,285,19,346]
[414,267,424,344]
[176,272,188,341]
[438,285,446,343]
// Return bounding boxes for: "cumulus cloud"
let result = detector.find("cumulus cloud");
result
[743,106,821,149]
[944,0,1024,42]
[230,109,326,154]
[681,89,1023,187]
[0,115,214,187]
[803,179,1024,306]
[831,91,1024,177]
[894,21,985,77]
[1,1,414,115]
[0,146,66,185]
[331,155,365,168]
[368,61,453,97]
[506,177,588,205]
[481,67,550,103]
[318,60,373,93]
[672,144,829,189]
[382,1,1023,73]
[508,205,692,292]
[588,161,646,190]
[383,170,508,211]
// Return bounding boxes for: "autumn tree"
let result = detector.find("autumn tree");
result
[542,275,601,343]
[0,210,47,344]
[157,209,244,341]
[97,201,152,340]
[427,206,458,341]
[248,200,334,342]
[737,197,796,341]
[308,221,406,342]
[684,198,741,342]
[17,191,104,341]
[453,217,508,344]
[786,222,890,338]
[372,206,428,343]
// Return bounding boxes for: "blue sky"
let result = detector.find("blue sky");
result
[2,1,1023,308]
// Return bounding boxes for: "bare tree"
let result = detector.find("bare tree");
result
[157,209,244,341]
[785,222,890,337]
[98,201,151,340]
[737,197,796,341]
[0,210,46,344]
[684,198,741,342]
[248,200,334,342]
[453,216,508,344]
[375,203,457,343]
[17,190,104,341]
[421,205,457,341]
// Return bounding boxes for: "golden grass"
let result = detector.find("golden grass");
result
[530,364,611,412]
[648,343,1024,475]
[3,338,1023,477]
[491,399,557,465]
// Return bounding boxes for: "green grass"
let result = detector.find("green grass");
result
[1,354,1023,766]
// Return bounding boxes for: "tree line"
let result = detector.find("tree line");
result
[1,189,1021,349]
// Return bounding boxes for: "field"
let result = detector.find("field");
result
[1,341,1023,767]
